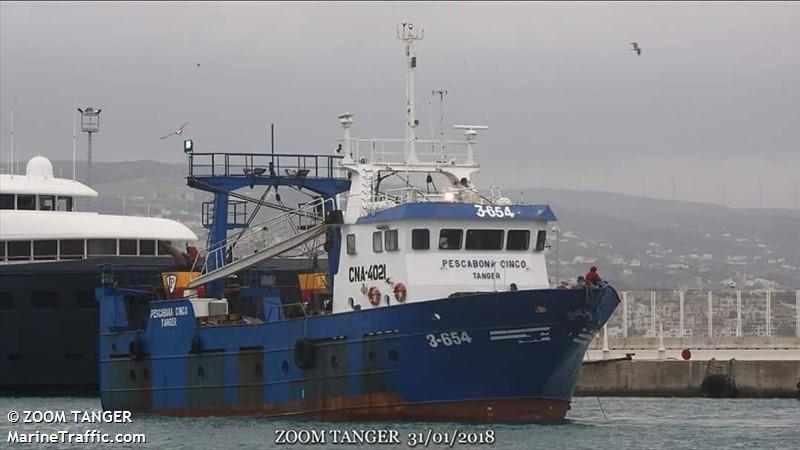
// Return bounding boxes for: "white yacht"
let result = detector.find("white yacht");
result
[0,156,197,393]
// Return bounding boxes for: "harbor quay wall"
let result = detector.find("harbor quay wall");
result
[575,359,800,398]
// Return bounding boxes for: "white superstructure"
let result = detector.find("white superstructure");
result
[0,156,197,263]
[328,24,555,313]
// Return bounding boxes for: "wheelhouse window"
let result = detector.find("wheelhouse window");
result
[0,194,14,210]
[139,240,156,256]
[507,230,530,250]
[57,196,74,211]
[346,234,357,255]
[33,240,58,260]
[119,239,137,256]
[7,241,31,261]
[17,195,35,210]
[535,230,547,252]
[87,239,117,256]
[372,231,383,253]
[38,195,55,211]
[465,229,504,250]
[438,229,463,250]
[411,229,429,250]
[60,240,84,259]
[384,229,399,251]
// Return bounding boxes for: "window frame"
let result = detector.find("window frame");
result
[16,194,35,211]
[384,229,399,251]
[506,230,531,251]
[59,239,85,259]
[346,233,357,255]
[7,241,31,261]
[33,240,58,260]
[0,194,14,210]
[535,229,548,252]
[411,228,430,250]
[372,231,383,253]
[438,229,463,250]
[465,229,505,251]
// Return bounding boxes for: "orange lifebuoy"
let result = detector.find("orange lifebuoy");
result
[393,282,407,302]
[367,286,381,306]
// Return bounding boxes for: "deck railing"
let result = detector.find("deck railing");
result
[189,153,347,180]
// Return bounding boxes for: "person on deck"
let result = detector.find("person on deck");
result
[585,266,602,285]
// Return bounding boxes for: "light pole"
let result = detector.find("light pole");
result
[552,225,561,285]
[77,107,101,186]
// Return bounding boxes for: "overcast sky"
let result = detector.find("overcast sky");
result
[1,1,798,208]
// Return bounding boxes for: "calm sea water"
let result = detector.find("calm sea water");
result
[1,397,798,450]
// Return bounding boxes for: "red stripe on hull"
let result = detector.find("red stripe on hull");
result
[150,394,570,423]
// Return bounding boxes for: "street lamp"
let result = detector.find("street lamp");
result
[77,107,101,186]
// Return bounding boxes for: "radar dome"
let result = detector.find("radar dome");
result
[25,156,54,178]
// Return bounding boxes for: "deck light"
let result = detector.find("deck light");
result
[183,139,194,153]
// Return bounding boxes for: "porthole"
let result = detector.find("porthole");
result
[388,349,399,362]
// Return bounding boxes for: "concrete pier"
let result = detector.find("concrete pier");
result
[576,358,800,398]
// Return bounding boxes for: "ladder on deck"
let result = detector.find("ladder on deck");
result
[188,197,334,288]
[188,224,327,288]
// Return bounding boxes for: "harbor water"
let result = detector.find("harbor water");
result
[1,397,798,449]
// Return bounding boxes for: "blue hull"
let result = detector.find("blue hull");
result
[99,286,619,422]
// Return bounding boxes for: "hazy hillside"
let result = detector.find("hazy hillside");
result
[42,161,800,289]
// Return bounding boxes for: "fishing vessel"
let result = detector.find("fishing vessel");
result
[98,24,619,421]
[0,156,198,393]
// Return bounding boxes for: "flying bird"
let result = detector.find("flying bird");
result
[195,63,201,68]
[630,42,642,56]
[160,121,189,140]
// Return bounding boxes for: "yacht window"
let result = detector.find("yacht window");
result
[384,230,399,251]
[60,240,84,259]
[0,292,13,311]
[0,241,5,261]
[38,195,55,211]
[346,234,357,255]
[412,229,430,250]
[76,290,97,308]
[57,196,74,211]
[87,239,117,256]
[535,230,547,252]
[439,229,463,250]
[465,230,504,250]
[33,240,58,260]
[372,231,383,253]
[507,230,531,251]
[139,240,156,256]
[0,194,14,210]
[119,239,137,255]
[17,195,35,210]
[31,291,59,309]
[7,241,31,260]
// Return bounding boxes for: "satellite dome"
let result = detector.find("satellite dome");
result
[26,156,54,178]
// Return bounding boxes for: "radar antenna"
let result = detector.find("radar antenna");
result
[397,23,424,164]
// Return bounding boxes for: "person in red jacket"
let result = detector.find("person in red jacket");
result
[585,266,602,285]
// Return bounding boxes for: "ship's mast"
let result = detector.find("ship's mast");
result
[398,23,423,165]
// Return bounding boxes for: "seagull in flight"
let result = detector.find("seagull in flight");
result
[630,42,642,56]
[195,63,201,68]
[160,121,189,140]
